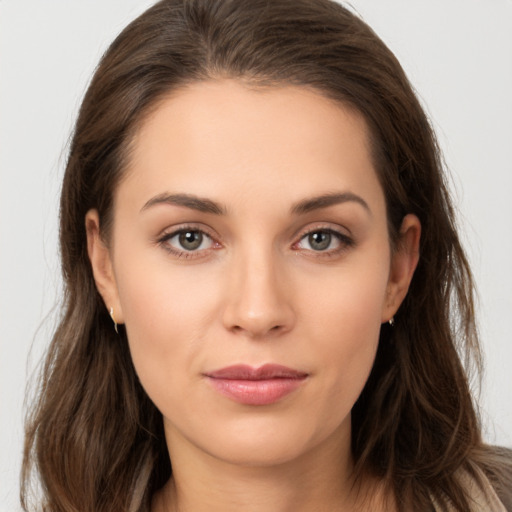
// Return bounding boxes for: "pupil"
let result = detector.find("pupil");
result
[179,231,202,250]
[309,231,331,251]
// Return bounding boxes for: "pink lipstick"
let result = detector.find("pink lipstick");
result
[204,364,308,405]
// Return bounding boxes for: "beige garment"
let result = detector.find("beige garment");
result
[431,468,507,512]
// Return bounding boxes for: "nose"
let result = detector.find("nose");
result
[221,249,296,339]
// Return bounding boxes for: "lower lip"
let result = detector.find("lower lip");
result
[206,377,305,405]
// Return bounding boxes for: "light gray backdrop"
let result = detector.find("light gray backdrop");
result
[1,1,511,510]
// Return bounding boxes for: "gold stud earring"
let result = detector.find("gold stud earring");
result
[109,307,119,334]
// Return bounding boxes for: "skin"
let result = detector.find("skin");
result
[87,80,420,511]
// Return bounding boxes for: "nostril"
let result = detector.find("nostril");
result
[228,323,285,337]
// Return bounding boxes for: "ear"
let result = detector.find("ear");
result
[85,209,124,324]
[382,214,421,323]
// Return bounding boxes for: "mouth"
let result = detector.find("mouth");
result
[203,364,308,406]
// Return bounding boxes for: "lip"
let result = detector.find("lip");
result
[204,364,308,406]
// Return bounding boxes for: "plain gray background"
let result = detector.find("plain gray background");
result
[1,1,511,510]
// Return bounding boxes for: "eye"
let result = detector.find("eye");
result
[304,231,334,251]
[160,228,215,255]
[295,228,353,253]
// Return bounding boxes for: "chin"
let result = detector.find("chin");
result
[203,435,315,468]
[170,410,350,469]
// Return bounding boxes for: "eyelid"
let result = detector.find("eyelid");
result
[292,221,352,242]
[156,223,222,259]
[292,224,355,255]
[154,221,354,260]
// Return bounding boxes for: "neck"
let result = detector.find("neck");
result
[152,425,393,512]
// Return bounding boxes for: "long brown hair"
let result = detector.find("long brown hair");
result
[22,1,511,511]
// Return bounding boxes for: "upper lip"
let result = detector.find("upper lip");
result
[204,364,308,380]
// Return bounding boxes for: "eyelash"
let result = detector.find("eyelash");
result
[157,225,354,260]
[157,225,219,259]
[293,227,354,258]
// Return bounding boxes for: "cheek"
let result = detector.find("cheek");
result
[298,250,390,408]
[113,250,221,398]
[311,290,381,384]
[302,242,390,341]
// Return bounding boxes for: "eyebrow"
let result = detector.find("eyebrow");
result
[140,191,370,216]
[140,193,226,215]
[291,192,371,216]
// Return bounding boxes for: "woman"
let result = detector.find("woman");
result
[21,0,512,510]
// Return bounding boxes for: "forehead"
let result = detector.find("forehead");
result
[120,79,385,215]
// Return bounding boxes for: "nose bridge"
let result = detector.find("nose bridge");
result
[223,240,294,337]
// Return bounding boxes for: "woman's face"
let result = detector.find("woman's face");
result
[88,80,419,468]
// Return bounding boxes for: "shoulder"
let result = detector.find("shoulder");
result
[458,466,509,512]
[478,446,512,512]
[430,446,512,512]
